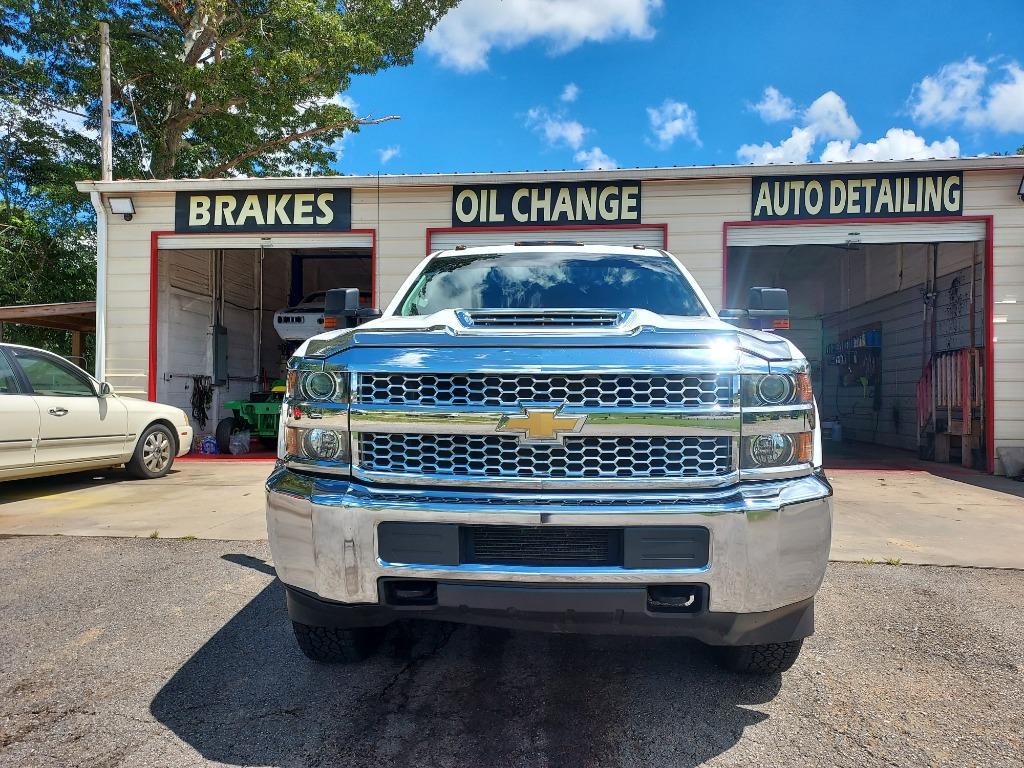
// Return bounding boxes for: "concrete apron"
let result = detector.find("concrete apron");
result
[1,461,1023,569]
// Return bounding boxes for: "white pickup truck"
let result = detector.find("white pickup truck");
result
[266,244,832,674]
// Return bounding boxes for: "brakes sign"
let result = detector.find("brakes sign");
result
[174,189,352,232]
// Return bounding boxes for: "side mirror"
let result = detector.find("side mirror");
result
[719,287,790,331]
[98,381,114,396]
[324,288,381,329]
[747,287,790,331]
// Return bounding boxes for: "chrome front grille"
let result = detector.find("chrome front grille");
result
[358,434,732,480]
[357,373,733,408]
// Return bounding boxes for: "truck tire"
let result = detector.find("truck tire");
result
[126,423,176,479]
[215,416,236,455]
[291,621,386,663]
[715,640,804,675]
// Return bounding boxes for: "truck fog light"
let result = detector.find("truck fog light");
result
[303,372,337,401]
[748,433,793,467]
[302,428,346,460]
[757,374,792,405]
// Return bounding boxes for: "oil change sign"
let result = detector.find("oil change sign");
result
[751,171,963,221]
[174,189,352,232]
[452,181,641,227]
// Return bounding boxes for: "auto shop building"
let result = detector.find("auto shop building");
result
[77,156,1024,472]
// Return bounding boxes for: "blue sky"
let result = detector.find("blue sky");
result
[336,0,1024,176]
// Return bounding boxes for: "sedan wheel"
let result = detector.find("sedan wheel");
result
[126,424,176,479]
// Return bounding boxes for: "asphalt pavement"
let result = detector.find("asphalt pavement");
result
[0,536,1021,767]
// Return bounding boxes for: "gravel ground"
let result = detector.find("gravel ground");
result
[0,536,1021,768]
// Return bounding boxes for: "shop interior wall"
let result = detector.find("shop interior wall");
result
[729,241,984,451]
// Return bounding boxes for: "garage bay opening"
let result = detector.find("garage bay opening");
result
[154,242,372,457]
[727,224,987,470]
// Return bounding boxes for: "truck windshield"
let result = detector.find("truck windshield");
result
[397,251,708,317]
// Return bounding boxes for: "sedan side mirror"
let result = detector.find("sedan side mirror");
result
[98,381,114,396]
[719,287,790,332]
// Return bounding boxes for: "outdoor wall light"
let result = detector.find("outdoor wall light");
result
[1017,175,1024,202]
[108,196,135,221]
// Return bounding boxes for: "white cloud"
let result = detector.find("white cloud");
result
[574,146,617,170]
[737,127,816,165]
[803,91,859,140]
[423,0,662,72]
[750,86,796,122]
[820,129,960,162]
[378,145,400,164]
[647,99,700,149]
[526,107,588,150]
[909,57,1024,133]
[561,82,580,102]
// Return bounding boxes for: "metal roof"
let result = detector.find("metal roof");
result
[75,156,1024,194]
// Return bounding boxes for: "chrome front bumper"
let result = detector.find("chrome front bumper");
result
[266,467,832,615]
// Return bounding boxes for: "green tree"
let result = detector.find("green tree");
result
[8,0,458,178]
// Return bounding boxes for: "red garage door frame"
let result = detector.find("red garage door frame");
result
[722,215,996,473]
[146,228,377,401]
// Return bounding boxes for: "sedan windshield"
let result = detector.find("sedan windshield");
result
[396,251,707,317]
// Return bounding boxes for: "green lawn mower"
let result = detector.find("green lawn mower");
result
[216,380,285,454]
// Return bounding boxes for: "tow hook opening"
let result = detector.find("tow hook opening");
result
[384,580,438,606]
[647,585,704,614]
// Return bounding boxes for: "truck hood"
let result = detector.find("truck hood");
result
[297,308,802,363]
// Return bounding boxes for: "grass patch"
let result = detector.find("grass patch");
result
[885,557,902,566]
[148,530,160,539]
[860,558,876,565]
[180,535,197,541]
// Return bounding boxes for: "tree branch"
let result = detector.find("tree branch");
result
[200,115,398,177]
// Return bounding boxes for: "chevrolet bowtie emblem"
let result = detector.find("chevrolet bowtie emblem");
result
[496,405,586,444]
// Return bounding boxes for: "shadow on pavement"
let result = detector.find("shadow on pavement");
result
[0,468,182,504]
[151,573,781,768]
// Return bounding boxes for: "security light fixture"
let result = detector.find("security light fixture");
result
[108,196,135,221]
[1018,175,1024,202]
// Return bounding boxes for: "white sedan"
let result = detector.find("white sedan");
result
[0,343,193,482]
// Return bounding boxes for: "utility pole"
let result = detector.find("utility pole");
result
[99,21,113,181]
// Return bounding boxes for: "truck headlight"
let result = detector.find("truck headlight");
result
[741,432,812,468]
[286,368,347,402]
[284,426,350,462]
[743,373,812,406]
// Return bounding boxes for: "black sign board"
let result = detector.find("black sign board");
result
[174,188,352,233]
[451,181,641,227]
[751,172,963,221]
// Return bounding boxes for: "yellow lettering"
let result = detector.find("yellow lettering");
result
[772,181,790,216]
[861,178,877,213]
[577,187,598,221]
[923,177,941,212]
[847,180,862,214]
[620,186,640,220]
[598,187,619,220]
[188,195,211,226]
[805,180,824,215]
[943,175,961,211]
[293,193,314,224]
[552,188,574,221]
[235,195,264,226]
[214,195,237,226]
[455,189,479,223]
[531,188,552,221]
[903,178,916,212]
[511,188,530,223]
[878,179,894,212]
[754,182,773,217]
[268,194,292,225]
[789,180,805,215]
[316,193,334,224]
[487,189,505,222]
[829,180,846,214]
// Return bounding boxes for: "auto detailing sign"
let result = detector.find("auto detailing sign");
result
[452,181,641,227]
[174,189,352,232]
[751,171,963,221]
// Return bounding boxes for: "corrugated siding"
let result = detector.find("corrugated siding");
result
[964,171,1024,469]
[643,178,749,308]
[104,192,175,397]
